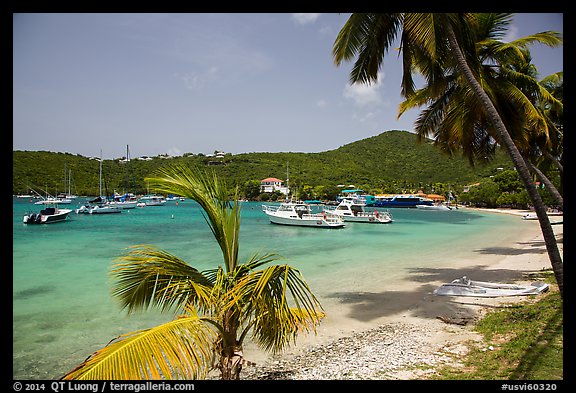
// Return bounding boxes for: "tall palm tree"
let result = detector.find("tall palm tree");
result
[333,13,563,297]
[397,14,563,207]
[62,165,324,380]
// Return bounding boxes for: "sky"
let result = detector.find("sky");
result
[13,13,563,160]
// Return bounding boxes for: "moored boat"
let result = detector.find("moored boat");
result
[23,204,72,224]
[325,198,393,223]
[374,194,433,208]
[139,195,166,206]
[416,203,452,211]
[262,201,345,228]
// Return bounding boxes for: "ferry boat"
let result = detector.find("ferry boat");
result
[373,194,434,208]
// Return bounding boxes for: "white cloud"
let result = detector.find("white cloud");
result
[342,73,385,107]
[317,99,327,108]
[291,13,321,25]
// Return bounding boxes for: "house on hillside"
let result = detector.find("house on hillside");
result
[260,177,290,195]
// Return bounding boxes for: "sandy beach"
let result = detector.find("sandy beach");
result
[232,208,563,380]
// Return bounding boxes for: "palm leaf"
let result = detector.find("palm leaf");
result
[62,315,218,380]
[145,165,241,273]
[229,264,324,352]
[111,245,214,313]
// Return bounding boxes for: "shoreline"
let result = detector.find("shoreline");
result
[232,208,563,380]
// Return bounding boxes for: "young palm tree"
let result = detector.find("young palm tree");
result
[62,165,324,380]
[333,13,563,297]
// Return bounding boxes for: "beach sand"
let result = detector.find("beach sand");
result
[233,208,563,380]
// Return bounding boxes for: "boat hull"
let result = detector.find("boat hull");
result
[267,214,345,228]
[89,205,122,214]
[331,212,392,223]
[415,204,451,211]
[374,200,433,208]
[108,201,138,209]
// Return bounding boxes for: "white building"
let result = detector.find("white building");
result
[260,177,290,195]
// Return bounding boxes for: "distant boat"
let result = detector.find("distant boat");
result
[107,192,138,210]
[35,196,72,205]
[262,201,345,228]
[336,189,376,206]
[76,150,122,214]
[522,212,538,220]
[88,203,122,214]
[374,194,433,208]
[324,198,393,223]
[23,203,72,224]
[416,203,452,211]
[139,195,166,206]
[107,145,138,210]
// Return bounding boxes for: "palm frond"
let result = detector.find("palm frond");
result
[111,245,214,313]
[333,13,402,85]
[62,315,218,380]
[145,164,241,273]
[229,264,324,353]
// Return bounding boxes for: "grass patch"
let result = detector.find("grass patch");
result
[434,273,563,380]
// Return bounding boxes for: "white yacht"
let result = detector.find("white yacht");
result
[138,195,166,206]
[262,201,345,228]
[325,198,393,223]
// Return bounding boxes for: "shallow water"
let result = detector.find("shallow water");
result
[12,198,528,379]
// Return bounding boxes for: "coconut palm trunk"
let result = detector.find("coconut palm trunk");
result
[445,22,563,297]
[526,159,563,208]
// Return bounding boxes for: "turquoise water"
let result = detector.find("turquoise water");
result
[12,198,527,379]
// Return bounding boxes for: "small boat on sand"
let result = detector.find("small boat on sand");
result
[433,276,549,297]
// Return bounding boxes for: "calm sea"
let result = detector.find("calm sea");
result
[12,197,528,379]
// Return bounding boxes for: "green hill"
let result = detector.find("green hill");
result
[13,130,512,197]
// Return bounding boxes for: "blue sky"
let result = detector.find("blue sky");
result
[13,13,563,159]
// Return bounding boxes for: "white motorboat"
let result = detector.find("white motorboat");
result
[416,203,452,211]
[75,196,122,214]
[35,196,72,205]
[23,204,72,224]
[139,195,166,206]
[324,198,393,223]
[433,276,549,297]
[88,204,122,214]
[262,201,345,228]
[107,192,138,209]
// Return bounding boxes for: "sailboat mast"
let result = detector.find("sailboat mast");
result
[125,145,130,195]
[286,161,289,191]
[99,150,103,197]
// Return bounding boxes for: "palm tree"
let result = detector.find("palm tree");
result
[333,13,563,297]
[397,14,563,207]
[62,165,324,380]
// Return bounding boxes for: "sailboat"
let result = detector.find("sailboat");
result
[76,150,122,214]
[107,145,138,209]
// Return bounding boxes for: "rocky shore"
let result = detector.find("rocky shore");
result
[211,216,561,381]
[237,320,473,380]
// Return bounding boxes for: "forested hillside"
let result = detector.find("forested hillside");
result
[13,130,512,197]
